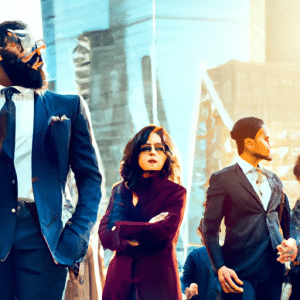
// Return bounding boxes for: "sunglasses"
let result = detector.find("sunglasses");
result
[140,143,166,154]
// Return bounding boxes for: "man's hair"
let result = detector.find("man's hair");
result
[0,20,47,91]
[294,155,300,181]
[197,218,204,235]
[0,21,27,47]
[120,125,181,190]
[230,117,264,155]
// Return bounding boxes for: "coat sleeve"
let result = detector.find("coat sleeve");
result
[98,185,129,251]
[203,174,226,272]
[290,198,300,242]
[279,194,290,240]
[180,250,197,293]
[56,97,102,265]
[115,187,187,243]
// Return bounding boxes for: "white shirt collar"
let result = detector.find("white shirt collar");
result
[12,86,34,98]
[236,156,256,175]
[0,85,34,100]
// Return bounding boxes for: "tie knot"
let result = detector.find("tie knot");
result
[255,167,265,184]
[1,87,21,103]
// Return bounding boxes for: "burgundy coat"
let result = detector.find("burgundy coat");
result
[99,177,186,300]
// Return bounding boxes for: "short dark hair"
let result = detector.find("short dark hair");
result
[120,125,181,190]
[0,20,48,91]
[197,219,204,235]
[294,155,300,181]
[230,117,264,155]
[0,21,27,48]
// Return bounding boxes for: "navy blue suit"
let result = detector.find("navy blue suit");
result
[0,90,102,299]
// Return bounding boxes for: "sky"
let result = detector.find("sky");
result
[0,0,43,39]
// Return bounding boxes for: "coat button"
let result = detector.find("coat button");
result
[32,177,40,183]
[11,208,16,213]
[12,180,15,184]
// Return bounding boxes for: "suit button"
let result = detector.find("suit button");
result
[12,180,15,184]
[32,177,40,183]
[11,208,16,213]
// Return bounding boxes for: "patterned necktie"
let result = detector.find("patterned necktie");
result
[0,87,20,158]
[255,167,264,197]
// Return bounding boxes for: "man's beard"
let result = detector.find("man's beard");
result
[253,152,273,161]
[0,55,43,89]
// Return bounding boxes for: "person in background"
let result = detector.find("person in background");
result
[287,155,300,300]
[99,125,186,300]
[0,21,102,300]
[203,117,297,300]
[181,219,222,300]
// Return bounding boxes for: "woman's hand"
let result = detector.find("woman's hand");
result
[125,240,139,247]
[149,212,169,223]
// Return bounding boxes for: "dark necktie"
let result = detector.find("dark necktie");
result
[0,87,20,158]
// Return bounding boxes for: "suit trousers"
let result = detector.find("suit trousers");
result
[289,271,300,300]
[222,263,284,300]
[0,201,68,300]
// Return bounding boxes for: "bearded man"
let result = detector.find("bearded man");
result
[203,117,297,300]
[0,21,102,300]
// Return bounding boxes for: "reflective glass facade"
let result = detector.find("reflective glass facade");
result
[41,0,254,245]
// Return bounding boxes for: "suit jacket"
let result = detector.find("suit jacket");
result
[290,198,300,272]
[203,163,290,278]
[99,178,186,300]
[0,90,102,266]
[180,246,222,300]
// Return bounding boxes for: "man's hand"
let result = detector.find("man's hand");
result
[185,283,198,299]
[149,212,169,223]
[218,266,244,293]
[277,238,297,263]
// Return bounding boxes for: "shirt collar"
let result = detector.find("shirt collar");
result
[0,85,34,100]
[12,86,34,98]
[236,156,256,175]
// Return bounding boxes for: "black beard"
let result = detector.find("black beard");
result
[0,55,43,89]
[253,153,273,161]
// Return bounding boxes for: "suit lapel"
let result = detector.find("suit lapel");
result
[233,163,265,210]
[261,168,282,212]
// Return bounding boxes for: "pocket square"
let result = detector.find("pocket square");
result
[49,114,69,125]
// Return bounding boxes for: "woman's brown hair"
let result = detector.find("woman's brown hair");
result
[120,125,181,190]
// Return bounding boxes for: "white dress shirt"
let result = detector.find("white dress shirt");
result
[0,86,35,201]
[236,156,272,210]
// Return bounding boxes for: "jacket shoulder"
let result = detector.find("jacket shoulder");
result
[41,90,81,110]
[212,164,238,178]
[164,179,186,194]
[40,91,81,120]
[112,181,123,189]
[42,90,80,101]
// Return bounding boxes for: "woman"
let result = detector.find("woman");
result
[99,125,186,300]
